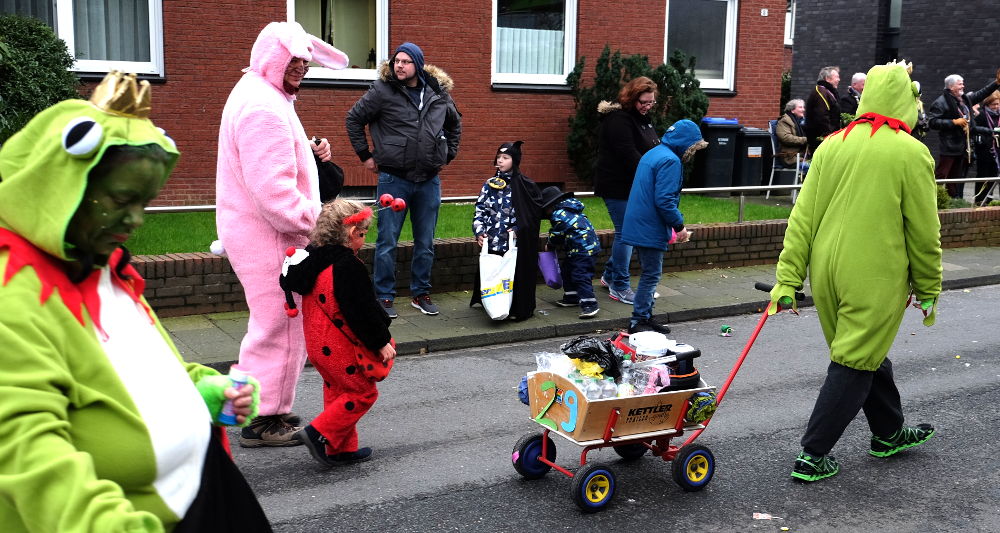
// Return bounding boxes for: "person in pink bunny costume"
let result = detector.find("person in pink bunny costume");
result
[216,21,348,448]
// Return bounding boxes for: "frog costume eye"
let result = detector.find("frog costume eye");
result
[62,117,103,157]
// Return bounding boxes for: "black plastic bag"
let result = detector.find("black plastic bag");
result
[560,335,622,378]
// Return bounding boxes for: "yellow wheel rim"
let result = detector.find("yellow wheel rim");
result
[686,454,709,483]
[585,474,611,503]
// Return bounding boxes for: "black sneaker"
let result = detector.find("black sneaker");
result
[294,425,336,467]
[329,447,374,465]
[280,412,301,426]
[791,451,840,482]
[554,297,580,307]
[411,294,440,315]
[869,424,935,458]
[379,298,398,319]
[628,319,671,335]
[240,414,303,448]
[579,304,599,318]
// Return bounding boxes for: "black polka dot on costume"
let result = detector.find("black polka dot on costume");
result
[344,401,355,411]
[324,380,331,388]
[318,293,326,303]
[357,353,363,360]
[333,318,343,328]
[367,364,373,371]
[382,361,388,367]
[322,346,331,356]
[346,366,356,375]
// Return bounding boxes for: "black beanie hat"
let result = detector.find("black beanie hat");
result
[495,141,524,170]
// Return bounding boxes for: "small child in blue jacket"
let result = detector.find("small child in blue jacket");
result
[541,187,602,318]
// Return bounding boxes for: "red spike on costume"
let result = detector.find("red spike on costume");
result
[285,246,296,257]
[0,228,154,335]
[343,206,373,226]
[842,112,912,140]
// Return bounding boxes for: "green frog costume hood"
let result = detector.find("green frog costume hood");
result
[0,72,179,261]
[772,61,942,372]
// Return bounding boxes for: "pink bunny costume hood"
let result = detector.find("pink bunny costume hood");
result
[216,22,347,416]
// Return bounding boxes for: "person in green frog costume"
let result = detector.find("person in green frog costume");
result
[0,72,272,531]
[769,61,942,482]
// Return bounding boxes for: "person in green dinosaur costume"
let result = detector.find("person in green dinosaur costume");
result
[769,61,942,482]
[0,72,272,531]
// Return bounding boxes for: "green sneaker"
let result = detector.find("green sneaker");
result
[791,452,840,482]
[869,424,935,458]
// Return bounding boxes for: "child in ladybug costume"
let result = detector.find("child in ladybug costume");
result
[280,199,395,466]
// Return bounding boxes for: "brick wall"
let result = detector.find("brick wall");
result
[75,0,785,205]
[706,0,788,127]
[135,207,1000,317]
[791,0,882,107]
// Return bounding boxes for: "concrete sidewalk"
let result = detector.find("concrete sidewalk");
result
[163,246,1000,368]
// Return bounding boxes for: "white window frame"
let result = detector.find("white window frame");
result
[784,0,795,46]
[56,0,165,75]
[288,0,389,82]
[663,0,738,91]
[490,0,578,86]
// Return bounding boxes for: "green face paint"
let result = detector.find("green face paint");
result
[65,157,167,263]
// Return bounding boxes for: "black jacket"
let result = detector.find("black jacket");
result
[805,80,841,148]
[839,87,861,116]
[593,103,661,200]
[346,62,462,182]
[927,80,999,157]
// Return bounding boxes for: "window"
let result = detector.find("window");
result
[784,0,795,46]
[665,0,737,91]
[491,0,578,86]
[1,0,164,75]
[289,0,388,82]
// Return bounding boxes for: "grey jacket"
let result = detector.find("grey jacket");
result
[345,61,462,182]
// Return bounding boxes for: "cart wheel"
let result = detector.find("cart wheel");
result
[570,463,616,512]
[612,443,647,461]
[671,444,715,492]
[512,432,556,480]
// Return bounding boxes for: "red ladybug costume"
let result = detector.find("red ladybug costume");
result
[280,244,393,454]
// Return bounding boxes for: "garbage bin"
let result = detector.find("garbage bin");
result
[692,117,740,192]
[733,127,771,194]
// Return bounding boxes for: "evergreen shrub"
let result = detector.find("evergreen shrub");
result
[566,45,709,184]
[0,14,80,145]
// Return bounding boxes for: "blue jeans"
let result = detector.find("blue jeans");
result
[373,172,441,299]
[601,197,632,292]
[631,246,664,323]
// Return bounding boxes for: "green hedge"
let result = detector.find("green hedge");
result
[0,14,80,145]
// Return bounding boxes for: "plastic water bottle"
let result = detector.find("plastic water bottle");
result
[601,378,618,399]
[583,379,603,401]
[218,365,248,425]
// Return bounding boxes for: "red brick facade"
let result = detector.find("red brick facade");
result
[79,0,786,205]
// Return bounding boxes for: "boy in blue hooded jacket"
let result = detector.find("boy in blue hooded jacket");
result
[541,187,602,318]
[621,119,706,333]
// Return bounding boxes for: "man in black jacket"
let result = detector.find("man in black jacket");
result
[838,72,866,116]
[927,69,1000,199]
[346,42,462,318]
[805,66,842,152]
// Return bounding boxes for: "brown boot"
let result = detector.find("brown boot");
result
[239,414,303,448]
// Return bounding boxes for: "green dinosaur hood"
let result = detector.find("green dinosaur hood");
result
[0,98,179,260]
[855,62,921,129]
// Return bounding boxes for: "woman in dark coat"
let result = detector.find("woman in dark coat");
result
[470,141,543,321]
[593,76,662,306]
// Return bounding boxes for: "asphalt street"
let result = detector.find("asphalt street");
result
[231,284,1000,532]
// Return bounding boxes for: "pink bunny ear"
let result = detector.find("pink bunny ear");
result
[308,36,349,70]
